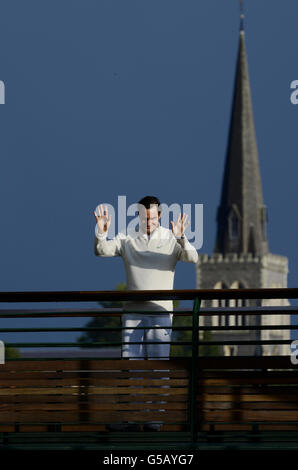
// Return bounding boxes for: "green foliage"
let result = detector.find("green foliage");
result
[170,315,221,357]
[77,283,125,347]
[5,347,21,359]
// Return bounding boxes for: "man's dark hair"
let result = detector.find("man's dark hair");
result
[138,195,161,214]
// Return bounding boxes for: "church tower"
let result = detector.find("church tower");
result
[196,12,290,356]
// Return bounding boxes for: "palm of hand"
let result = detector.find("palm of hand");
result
[170,213,190,237]
[94,204,111,234]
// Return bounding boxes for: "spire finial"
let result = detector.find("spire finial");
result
[239,0,244,31]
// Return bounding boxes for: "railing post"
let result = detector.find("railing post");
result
[189,297,201,444]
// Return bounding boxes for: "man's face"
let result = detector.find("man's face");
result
[138,205,161,235]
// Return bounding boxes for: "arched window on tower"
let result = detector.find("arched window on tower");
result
[230,281,247,327]
[220,282,229,309]
[260,205,268,240]
[224,345,238,356]
[228,205,240,240]
[212,282,229,327]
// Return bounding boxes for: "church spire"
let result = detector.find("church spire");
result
[214,9,269,256]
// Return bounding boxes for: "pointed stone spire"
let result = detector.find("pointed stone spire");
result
[214,7,269,256]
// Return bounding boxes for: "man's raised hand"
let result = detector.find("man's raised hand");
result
[94,204,111,235]
[170,213,190,238]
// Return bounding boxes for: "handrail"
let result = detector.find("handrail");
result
[0,287,297,302]
[0,289,296,353]
[0,305,297,317]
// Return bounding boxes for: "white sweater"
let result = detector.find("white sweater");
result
[94,224,198,313]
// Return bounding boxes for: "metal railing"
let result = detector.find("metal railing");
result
[0,288,297,358]
[0,288,297,449]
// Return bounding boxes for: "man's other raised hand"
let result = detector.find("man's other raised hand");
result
[94,204,111,235]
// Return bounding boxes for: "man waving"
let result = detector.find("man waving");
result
[94,195,198,432]
[94,195,198,360]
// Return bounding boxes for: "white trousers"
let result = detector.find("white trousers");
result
[121,313,173,424]
[121,313,173,359]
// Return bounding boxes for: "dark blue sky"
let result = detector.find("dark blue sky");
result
[0,0,297,344]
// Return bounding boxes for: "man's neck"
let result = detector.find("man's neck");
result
[140,223,160,237]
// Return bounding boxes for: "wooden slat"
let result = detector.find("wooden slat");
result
[196,386,298,394]
[0,425,15,432]
[197,394,298,402]
[0,360,89,371]
[198,402,298,410]
[0,394,188,404]
[200,423,252,431]
[0,387,187,395]
[0,378,188,387]
[201,423,298,431]
[0,402,188,411]
[196,355,298,370]
[204,370,297,378]
[197,410,298,421]
[63,424,185,432]
[18,425,61,432]
[259,424,298,430]
[197,377,298,385]
[0,359,189,371]
[0,370,188,379]
[0,410,186,422]
[16,424,186,432]
[61,425,105,432]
